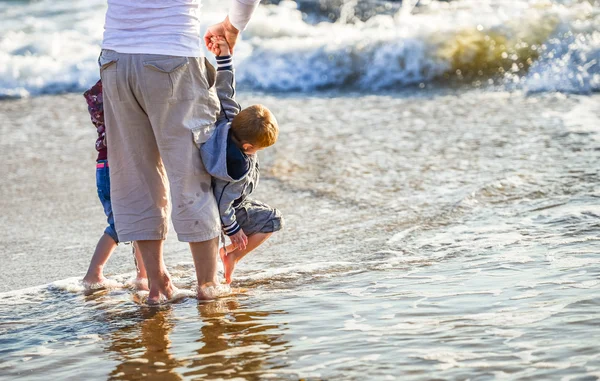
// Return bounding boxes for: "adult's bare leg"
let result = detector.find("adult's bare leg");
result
[136,240,174,304]
[190,237,220,300]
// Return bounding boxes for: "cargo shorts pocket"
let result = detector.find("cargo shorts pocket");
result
[143,56,195,103]
[190,85,220,148]
[192,123,214,148]
[99,50,120,101]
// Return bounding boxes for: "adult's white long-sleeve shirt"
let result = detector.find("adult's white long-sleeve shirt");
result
[102,0,260,57]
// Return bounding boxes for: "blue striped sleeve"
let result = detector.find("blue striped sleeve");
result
[216,55,233,71]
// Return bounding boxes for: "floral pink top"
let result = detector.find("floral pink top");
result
[83,80,107,161]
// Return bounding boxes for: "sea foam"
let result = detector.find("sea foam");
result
[0,0,598,96]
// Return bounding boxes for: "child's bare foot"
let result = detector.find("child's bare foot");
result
[219,246,227,267]
[219,246,236,284]
[82,273,105,286]
[82,275,122,290]
[221,251,238,285]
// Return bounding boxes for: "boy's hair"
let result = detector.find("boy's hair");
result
[231,105,278,148]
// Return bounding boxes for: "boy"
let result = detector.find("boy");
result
[82,81,148,290]
[203,37,284,284]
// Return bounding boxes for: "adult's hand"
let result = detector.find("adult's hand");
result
[204,16,240,54]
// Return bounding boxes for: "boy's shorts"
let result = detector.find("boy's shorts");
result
[234,199,283,236]
[96,160,119,243]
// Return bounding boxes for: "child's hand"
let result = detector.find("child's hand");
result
[230,229,247,251]
[209,36,231,57]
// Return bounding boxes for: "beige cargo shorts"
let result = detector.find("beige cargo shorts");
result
[99,49,221,243]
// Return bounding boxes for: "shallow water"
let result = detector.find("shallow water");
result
[1,90,599,379]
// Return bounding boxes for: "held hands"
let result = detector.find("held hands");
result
[204,16,239,54]
[230,229,248,251]
[208,36,231,57]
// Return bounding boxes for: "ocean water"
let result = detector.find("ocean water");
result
[1,90,599,379]
[1,0,600,380]
[0,0,599,97]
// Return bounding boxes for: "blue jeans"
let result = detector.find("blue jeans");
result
[96,160,119,243]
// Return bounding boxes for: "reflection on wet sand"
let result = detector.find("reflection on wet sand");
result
[106,307,181,381]
[184,299,288,379]
[100,297,288,380]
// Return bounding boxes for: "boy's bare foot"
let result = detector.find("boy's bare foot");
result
[219,233,272,285]
[147,273,175,305]
[219,246,227,265]
[221,251,238,285]
[219,247,227,274]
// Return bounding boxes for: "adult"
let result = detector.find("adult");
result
[100,0,261,303]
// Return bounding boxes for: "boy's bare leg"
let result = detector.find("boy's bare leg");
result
[221,232,272,284]
[190,237,220,300]
[136,240,174,304]
[83,233,117,286]
[132,242,149,291]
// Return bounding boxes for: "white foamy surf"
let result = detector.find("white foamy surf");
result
[0,0,598,97]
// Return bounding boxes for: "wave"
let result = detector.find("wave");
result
[0,0,598,97]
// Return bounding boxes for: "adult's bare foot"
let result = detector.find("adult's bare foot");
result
[147,272,175,305]
[198,282,216,300]
[190,237,220,299]
[197,281,231,300]
[133,277,149,291]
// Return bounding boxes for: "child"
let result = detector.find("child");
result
[203,37,284,284]
[82,81,148,290]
